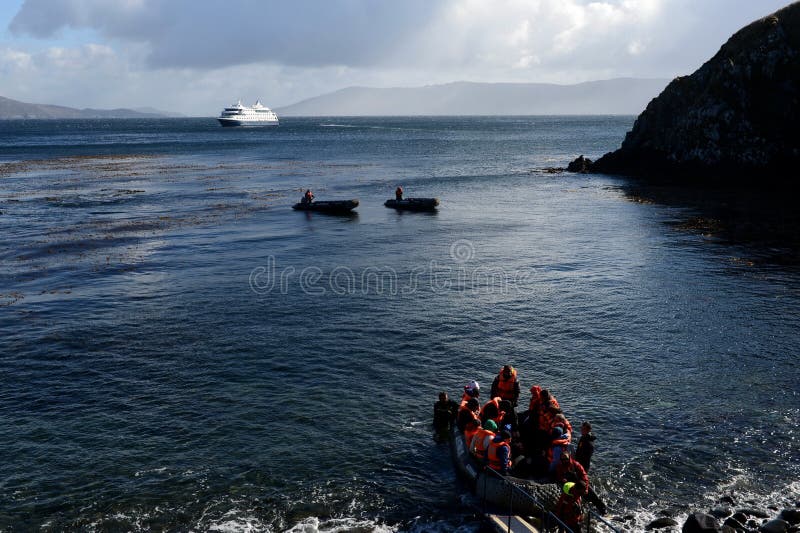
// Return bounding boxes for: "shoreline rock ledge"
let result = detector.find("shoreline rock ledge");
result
[577,2,800,185]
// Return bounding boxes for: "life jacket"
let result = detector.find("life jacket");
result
[470,428,495,460]
[555,493,583,526]
[556,459,589,488]
[495,368,518,401]
[487,439,512,472]
[538,399,561,431]
[464,424,481,448]
[480,397,506,426]
[457,405,480,432]
[551,418,573,445]
[546,441,569,468]
[528,385,542,411]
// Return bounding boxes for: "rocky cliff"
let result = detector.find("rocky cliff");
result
[588,2,800,184]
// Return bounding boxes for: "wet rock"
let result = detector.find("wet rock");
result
[740,509,770,519]
[684,512,721,532]
[732,513,749,524]
[647,517,679,530]
[720,496,737,505]
[567,155,593,173]
[723,516,746,530]
[712,508,734,519]
[759,519,790,533]
[780,510,800,525]
[720,527,740,533]
[541,167,564,174]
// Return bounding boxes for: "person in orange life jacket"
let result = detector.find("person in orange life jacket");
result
[460,380,480,407]
[558,451,607,516]
[548,425,571,473]
[537,389,561,430]
[433,391,459,433]
[556,480,586,532]
[480,397,509,426]
[487,429,513,475]
[463,417,481,449]
[575,421,595,471]
[528,385,542,412]
[470,419,498,462]
[395,186,403,201]
[554,451,589,488]
[301,189,314,204]
[490,365,520,406]
[457,398,480,432]
[551,413,573,444]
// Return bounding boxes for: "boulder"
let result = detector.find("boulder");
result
[684,512,721,532]
[780,510,800,525]
[588,3,800,186]
[647,517,680,530]
[759,519,790,533]
[723,516,746,530]
[712,508,733,519]
[567,155,593,173]
[740,509,771,519]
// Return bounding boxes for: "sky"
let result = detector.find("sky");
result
[0,0,792,116]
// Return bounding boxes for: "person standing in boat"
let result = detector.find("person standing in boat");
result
[302,189,314,205]
[491,365,520,407]
[395,186,403,201]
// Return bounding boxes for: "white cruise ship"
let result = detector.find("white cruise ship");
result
[217,99,279,127]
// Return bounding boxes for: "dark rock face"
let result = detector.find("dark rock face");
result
[592,2,800,185]
[683,512,721,532]
[567,155,593,173]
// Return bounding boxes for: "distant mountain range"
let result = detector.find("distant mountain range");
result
[0,96,183,119]
[276,79,670,116]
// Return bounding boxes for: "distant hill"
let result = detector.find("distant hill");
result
[0,96,176,119]
[275,79,670,116]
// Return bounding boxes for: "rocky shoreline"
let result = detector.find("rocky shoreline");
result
[569,2,800,185]
[639,500,800,532]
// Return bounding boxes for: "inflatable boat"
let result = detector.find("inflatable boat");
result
[450,424,561,517]
[384,198,439,211]
[292,199,359,213]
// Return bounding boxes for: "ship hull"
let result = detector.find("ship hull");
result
[218,118,279,127]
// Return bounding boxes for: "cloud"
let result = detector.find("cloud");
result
[10,0,441,69]
[3,0,792,114]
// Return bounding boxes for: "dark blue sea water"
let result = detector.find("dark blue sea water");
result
[1,117,798,532]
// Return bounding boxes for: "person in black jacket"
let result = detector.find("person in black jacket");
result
[575,421,595,471]
[433,392,459,433]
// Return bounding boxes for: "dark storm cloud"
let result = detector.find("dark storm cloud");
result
[9,0,441,69]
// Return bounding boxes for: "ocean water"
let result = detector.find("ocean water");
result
[0,117,798,532]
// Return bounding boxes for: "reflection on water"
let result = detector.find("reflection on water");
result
[1,117,798,531]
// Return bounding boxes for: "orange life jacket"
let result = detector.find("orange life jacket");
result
[487,439,512,472]
[470,428,495,459]
[464,424,480,448]
[495,368,517,401]
[480,397,506,426]
[528,385,542,411]
[551,418,573,444]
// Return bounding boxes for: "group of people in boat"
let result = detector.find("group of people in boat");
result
[433,365,605,531]
[298,186,404,205]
